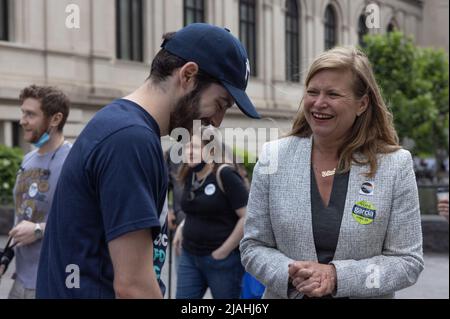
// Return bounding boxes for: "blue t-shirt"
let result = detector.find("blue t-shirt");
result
[36,99,168,298]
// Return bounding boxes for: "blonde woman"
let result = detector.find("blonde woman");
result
[240,47,424,299]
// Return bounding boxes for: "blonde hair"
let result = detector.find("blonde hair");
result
[290,46,400,177]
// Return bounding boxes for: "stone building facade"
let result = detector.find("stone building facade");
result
[0,0,447,151]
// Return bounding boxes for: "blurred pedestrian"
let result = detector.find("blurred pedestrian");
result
[174,134,248,299]
[438,199,449,221]
[437,187,449,222]
[8,85,71,299]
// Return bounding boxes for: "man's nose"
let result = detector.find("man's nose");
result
[19,116,27,126]
[210,109,227,127]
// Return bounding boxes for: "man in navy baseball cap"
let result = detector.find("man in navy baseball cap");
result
[36,23,260,299]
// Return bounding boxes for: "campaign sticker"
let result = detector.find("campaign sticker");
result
[359,181,374,196]
[352,200,376,225]
[204,184,216,196]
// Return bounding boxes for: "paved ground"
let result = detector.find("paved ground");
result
[1,236,448,299]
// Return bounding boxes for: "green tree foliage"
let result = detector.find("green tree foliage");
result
[0,145,23,205]
[362,31,449,158]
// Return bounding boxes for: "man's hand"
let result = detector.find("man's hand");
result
[289,261,337,298]
[9,221,38,247]
[438,199,449,222]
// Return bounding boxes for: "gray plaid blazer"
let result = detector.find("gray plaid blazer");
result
[240,136,424,299]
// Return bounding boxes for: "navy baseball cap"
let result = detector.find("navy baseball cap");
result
[161,23,261,119]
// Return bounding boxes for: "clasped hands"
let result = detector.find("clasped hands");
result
[288,261,337,298]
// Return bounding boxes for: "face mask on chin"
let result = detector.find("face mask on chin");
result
[32,124,53,149]
[32,132,50,148]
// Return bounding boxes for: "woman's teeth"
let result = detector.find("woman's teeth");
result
[312,112,334,120]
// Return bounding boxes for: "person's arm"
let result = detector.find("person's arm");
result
[172,219,185,256]
[212,207,245,259]
[212,166,247,259]
[438,199,449,222]
[108,229,162,299]
[239,142,296,299]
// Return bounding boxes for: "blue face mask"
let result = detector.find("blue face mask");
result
[32,132,50,148]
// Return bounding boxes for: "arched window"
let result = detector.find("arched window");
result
[286,0,300,82]
[116,0,143,62]
[184,0,205,26]
[358,13,368,46]
[324,4,337,50]
[239,0,257,76]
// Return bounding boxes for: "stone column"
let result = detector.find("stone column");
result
[1,121,13,147]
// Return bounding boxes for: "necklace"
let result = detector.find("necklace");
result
[313,164,336,178]
[311,144,337,178]
[321,168,336,178]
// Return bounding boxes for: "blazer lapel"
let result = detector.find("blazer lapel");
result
[333,161,370,260]
[296,136,318,262]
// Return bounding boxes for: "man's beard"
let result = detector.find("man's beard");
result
[169,87,203,134]
[27,120,50,143]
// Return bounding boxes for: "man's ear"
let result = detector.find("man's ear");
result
[50,112,63,130]
[179,62,199,90]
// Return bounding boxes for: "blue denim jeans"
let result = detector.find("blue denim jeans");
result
[176,248,244,299]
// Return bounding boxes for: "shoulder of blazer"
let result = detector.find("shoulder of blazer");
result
[262,136,310,158]
[376,148,412,167]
